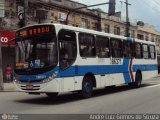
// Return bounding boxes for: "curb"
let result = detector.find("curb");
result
[0,83,15,92]
[0,88,16,92]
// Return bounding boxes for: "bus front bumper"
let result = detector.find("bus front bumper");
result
[14,79,60,93]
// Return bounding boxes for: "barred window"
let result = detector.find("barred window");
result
[114,27,120,35]
[105,24,110,33]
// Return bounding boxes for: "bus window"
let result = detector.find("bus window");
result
[123,41,132,58]
[79,33,95,57]
[135,43,142,59]
[96,36,110,58]
[149,45,156,59]
[58,29,77,70]
[110,38,123,58]
[142,44,149,59]
[16,35,58,69]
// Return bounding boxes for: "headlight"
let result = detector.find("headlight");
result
[42,72,58,83]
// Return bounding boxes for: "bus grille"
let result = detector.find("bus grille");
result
[21,85,40,90]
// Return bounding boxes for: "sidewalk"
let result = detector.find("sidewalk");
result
[0,82,15,92]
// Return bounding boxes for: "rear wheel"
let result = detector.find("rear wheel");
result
[46,93,58,98]
[82,77,93,98]
[134,72,142,88]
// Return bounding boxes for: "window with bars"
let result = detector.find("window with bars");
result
[105,24,110,33]
[114,26,120,35]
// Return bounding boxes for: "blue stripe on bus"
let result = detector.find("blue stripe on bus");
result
[17,67,59,81]
[132,64,158,71]
[18,63,157,82]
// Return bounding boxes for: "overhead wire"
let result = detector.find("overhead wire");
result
[152,0,160,6]
[138,0,160,13]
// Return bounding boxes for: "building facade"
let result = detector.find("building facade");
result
[137,24,160,54]
[100,12,160,54]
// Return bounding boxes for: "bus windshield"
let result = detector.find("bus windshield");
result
[15,34,58,72]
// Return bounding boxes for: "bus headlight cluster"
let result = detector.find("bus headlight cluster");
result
[42,72,58,83]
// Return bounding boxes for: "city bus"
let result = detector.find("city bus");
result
[14,23,158,98]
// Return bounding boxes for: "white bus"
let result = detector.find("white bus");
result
[14,23,158,98]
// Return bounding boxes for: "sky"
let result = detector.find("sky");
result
[72,0,160,32]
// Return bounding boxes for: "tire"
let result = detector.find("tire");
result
[46,93,58,98]
[134,72,142,88]
[81,76,93,98]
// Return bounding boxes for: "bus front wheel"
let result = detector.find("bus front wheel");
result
[46,93,58,98]
[81,76,93,98]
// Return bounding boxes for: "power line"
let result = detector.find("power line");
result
[152,0,160,6]
[138,0,160,13]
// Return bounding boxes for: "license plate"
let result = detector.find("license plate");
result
[26,84,33,89]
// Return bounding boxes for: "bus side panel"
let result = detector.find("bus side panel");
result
[100,74,110,87]
[142,71,158,80]
[132,70,157,82]
[74,76,83,91]
[61,77,75,92]
[109,73,126,86]
[132,58,158,81]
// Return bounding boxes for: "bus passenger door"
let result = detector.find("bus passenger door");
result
[98,58,107,87]
[99,59,110,87]
[58,29,77,92]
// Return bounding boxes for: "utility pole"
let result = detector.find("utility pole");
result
[0,0,4,90]
[0,40,4,90]
[124,0,131,37]
[24,0,28,26]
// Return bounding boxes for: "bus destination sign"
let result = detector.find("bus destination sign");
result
[16,25,53,38]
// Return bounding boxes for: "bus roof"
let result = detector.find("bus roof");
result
[16,23,156,45]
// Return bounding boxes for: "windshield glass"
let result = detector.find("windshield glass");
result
[15,35,58,70]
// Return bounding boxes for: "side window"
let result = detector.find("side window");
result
[96,36,110,58]
[79,33,95,57]
[58,29,77,70]
[149,45,156,59]
[143,44,149,59]
[110,38,123,58]
[123,41,132,58]
[135,43,142,59]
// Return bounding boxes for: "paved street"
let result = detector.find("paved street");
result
[0,76,160,115]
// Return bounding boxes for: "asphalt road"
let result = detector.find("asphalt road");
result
[0,76,160,115]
